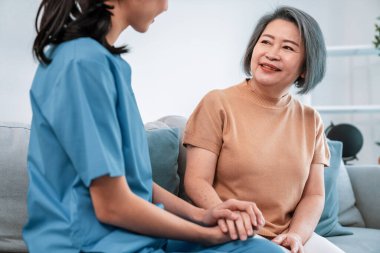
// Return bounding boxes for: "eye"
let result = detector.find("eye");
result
[283,45,295,51]
[260,39,271,45]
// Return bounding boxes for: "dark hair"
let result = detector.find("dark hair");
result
[33,0,128,64]
[242,6,326,94]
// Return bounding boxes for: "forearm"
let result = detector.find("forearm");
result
[185,178,223,209]
[184,146,222,209]
[152,182,206,224]
[91,176,218,244]
[103,189,210,243]
[288,194,324,244]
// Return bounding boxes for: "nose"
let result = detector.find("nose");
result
[265,54,279,61]
[265,46,280,61]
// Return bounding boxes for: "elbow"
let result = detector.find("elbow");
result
[184,175,212,204]
[92,191,138,227]
[303,193,325,211]
[93,202,123,226]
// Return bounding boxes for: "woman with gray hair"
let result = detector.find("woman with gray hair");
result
[184,6,345,253]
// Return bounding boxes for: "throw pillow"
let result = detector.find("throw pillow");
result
[156,115,189,200]
[146,127,180,195]
[315,140,353,237]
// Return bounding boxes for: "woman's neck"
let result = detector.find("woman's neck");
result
[106,24,125,45]
[106,1,129,45]
[248,78,290,99]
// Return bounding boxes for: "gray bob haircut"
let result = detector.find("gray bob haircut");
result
[242,6,326,94]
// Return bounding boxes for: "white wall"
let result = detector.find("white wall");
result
[1,0,380,163]
[0,0,38,124]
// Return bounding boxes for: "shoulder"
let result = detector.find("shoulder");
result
[201,82,243,103]
[51,38,117,67]
[292,98,323,124]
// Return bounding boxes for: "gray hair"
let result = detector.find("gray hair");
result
[242,6,326,94]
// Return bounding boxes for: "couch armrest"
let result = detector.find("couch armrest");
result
[346,165,380,229]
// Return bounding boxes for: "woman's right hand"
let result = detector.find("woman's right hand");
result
[216,201,265,241]
[201,210,264,246]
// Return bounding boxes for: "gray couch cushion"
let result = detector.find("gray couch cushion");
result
[327,227,380,253]
[337,161,365,227]
[347,166,380,229]
[0,122,29,252]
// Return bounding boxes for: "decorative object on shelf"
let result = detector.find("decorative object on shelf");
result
[376,141,380,164]
[374,16,380,55]
[325,123,363,164]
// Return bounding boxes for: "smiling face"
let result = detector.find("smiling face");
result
[250,19,305,97]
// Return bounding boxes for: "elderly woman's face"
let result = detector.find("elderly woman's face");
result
[250,19,305,92]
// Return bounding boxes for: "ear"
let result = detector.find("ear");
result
[300,72,305,79]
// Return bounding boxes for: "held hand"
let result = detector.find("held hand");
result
[217,211,261,241]
[272,232,304,253]
[202,199,265,240]
[202,199,265,227]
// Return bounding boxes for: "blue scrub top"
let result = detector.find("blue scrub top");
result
[23,38,165,252]
[23,37,283,253]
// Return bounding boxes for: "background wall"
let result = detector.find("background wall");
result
[1,0,380,164]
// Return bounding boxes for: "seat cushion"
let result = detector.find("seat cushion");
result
[327,227,380,253]
[0,122,30,252]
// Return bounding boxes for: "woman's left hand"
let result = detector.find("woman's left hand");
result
[272,232,304,253]
[201,199,264,227]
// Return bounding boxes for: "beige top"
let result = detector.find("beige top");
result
[183,80,330,237]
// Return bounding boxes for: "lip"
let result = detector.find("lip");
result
[259,62,281,72]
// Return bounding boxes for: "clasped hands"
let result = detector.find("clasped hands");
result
[201,199,265,241]
[200,199,304,252]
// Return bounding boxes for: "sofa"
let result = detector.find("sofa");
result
[1,115,379,253]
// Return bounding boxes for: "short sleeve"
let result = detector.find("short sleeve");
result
[311,111,330,167]
[39,58,125,186]
[183,90,226,155]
